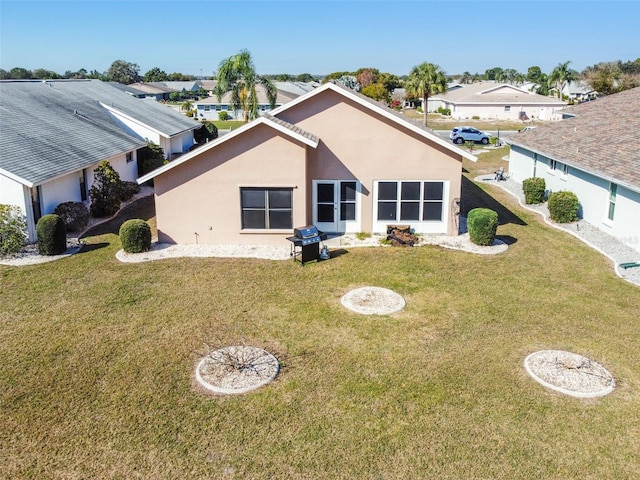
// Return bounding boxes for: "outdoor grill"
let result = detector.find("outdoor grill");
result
[286,225,328,265]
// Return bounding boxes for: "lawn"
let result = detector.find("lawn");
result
[1,152,639,479]
[402,109,544,131]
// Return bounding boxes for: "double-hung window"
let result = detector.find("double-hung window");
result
[608,183,617,221]
[377,181,444,222]
[241,188,292,229]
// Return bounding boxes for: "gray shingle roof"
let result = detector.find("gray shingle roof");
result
[0,79,199,186]
[262,113,319,144]
[508,87,640,191]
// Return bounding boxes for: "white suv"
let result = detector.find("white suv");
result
[450,126,491,145]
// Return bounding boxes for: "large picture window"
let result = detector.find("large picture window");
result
[241,188,292,229]
[377,181,444,222]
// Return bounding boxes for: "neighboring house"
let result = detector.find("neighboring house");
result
[428,82,566,121]
[0,79,199,242]
[507,87,640,254]
[560,80,598,102]
[138,82,477,246]
[194,84,299,121]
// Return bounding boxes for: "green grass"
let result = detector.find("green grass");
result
[1,156,639,478]
[213,120,245,130]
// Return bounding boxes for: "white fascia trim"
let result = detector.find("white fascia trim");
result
[98,102,186,138]
[271,83,477,162]
[137,117,317,184]
[0,167,33,188]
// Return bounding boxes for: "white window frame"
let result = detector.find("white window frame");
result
[372,180,448,234]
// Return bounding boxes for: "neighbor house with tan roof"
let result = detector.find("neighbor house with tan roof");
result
[428,82,566,121]
[507,87,640,254]
[138,82,477,246]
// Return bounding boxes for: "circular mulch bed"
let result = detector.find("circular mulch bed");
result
[524,350,615,398]
[195,346,279,395]
[340,286,406,315]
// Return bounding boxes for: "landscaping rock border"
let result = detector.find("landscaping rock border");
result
[341,286,406,315]
[195,346,279,395]
[524,350,615,398]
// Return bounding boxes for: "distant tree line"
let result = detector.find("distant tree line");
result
[2,57,638,102]
[0,60,196,84]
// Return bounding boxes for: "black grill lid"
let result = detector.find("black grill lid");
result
[294,225,320,238]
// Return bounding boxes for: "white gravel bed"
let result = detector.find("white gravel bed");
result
[478,175,640,286]
[116,242,291,262]
[524,350,615,398]
[341,286,406,315]
[195,346,279,395]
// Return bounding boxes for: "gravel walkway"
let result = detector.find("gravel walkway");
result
[476,175,640,287]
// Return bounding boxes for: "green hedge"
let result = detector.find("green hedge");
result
[468,208,498,246]
[522,177,546,204]
[548,191,579,223]
[37,214,67,255]
[119,219,151,253]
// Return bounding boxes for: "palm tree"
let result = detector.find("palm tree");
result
[215,49,277,123]
[549,61,577,100]
[405,62,448,127]
[180,99,193,112]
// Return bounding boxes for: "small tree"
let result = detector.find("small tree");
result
[89,161,123,217]
[137,142,166,177]
[0,204,27,256]
[37,214,66,255]
[467,208,499,246]
[548,191,579,223]
[218,110,230,121]
[194,122,218,144]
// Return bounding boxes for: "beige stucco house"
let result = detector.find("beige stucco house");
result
[138,82,476,246]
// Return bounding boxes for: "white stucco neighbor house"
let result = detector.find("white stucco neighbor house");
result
[428,82,567,121]
[0,79,200,242]
[507,87,640,255]
[193,84,300,121]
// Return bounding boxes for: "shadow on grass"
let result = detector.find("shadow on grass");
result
[329,248,349,259]
[77,242,110,254]
[81,196,155,239]
[461,176,526,227]
[496,235,518,246]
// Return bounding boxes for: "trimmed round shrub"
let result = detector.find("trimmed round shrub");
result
[119,219,151,253]
[37,214,67,255]
[467,208,499,246]
[548,191,579,223]
[218,110,230,121]
[54,201,89,233]
[522,177,546,204]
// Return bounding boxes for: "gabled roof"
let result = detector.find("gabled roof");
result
[431,81,566,105]
[137,114,319,184]
[508,87,640,192]
[0,79,199,187]
[270,82,477,161]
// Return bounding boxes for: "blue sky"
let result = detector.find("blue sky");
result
[1,0,638,77]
